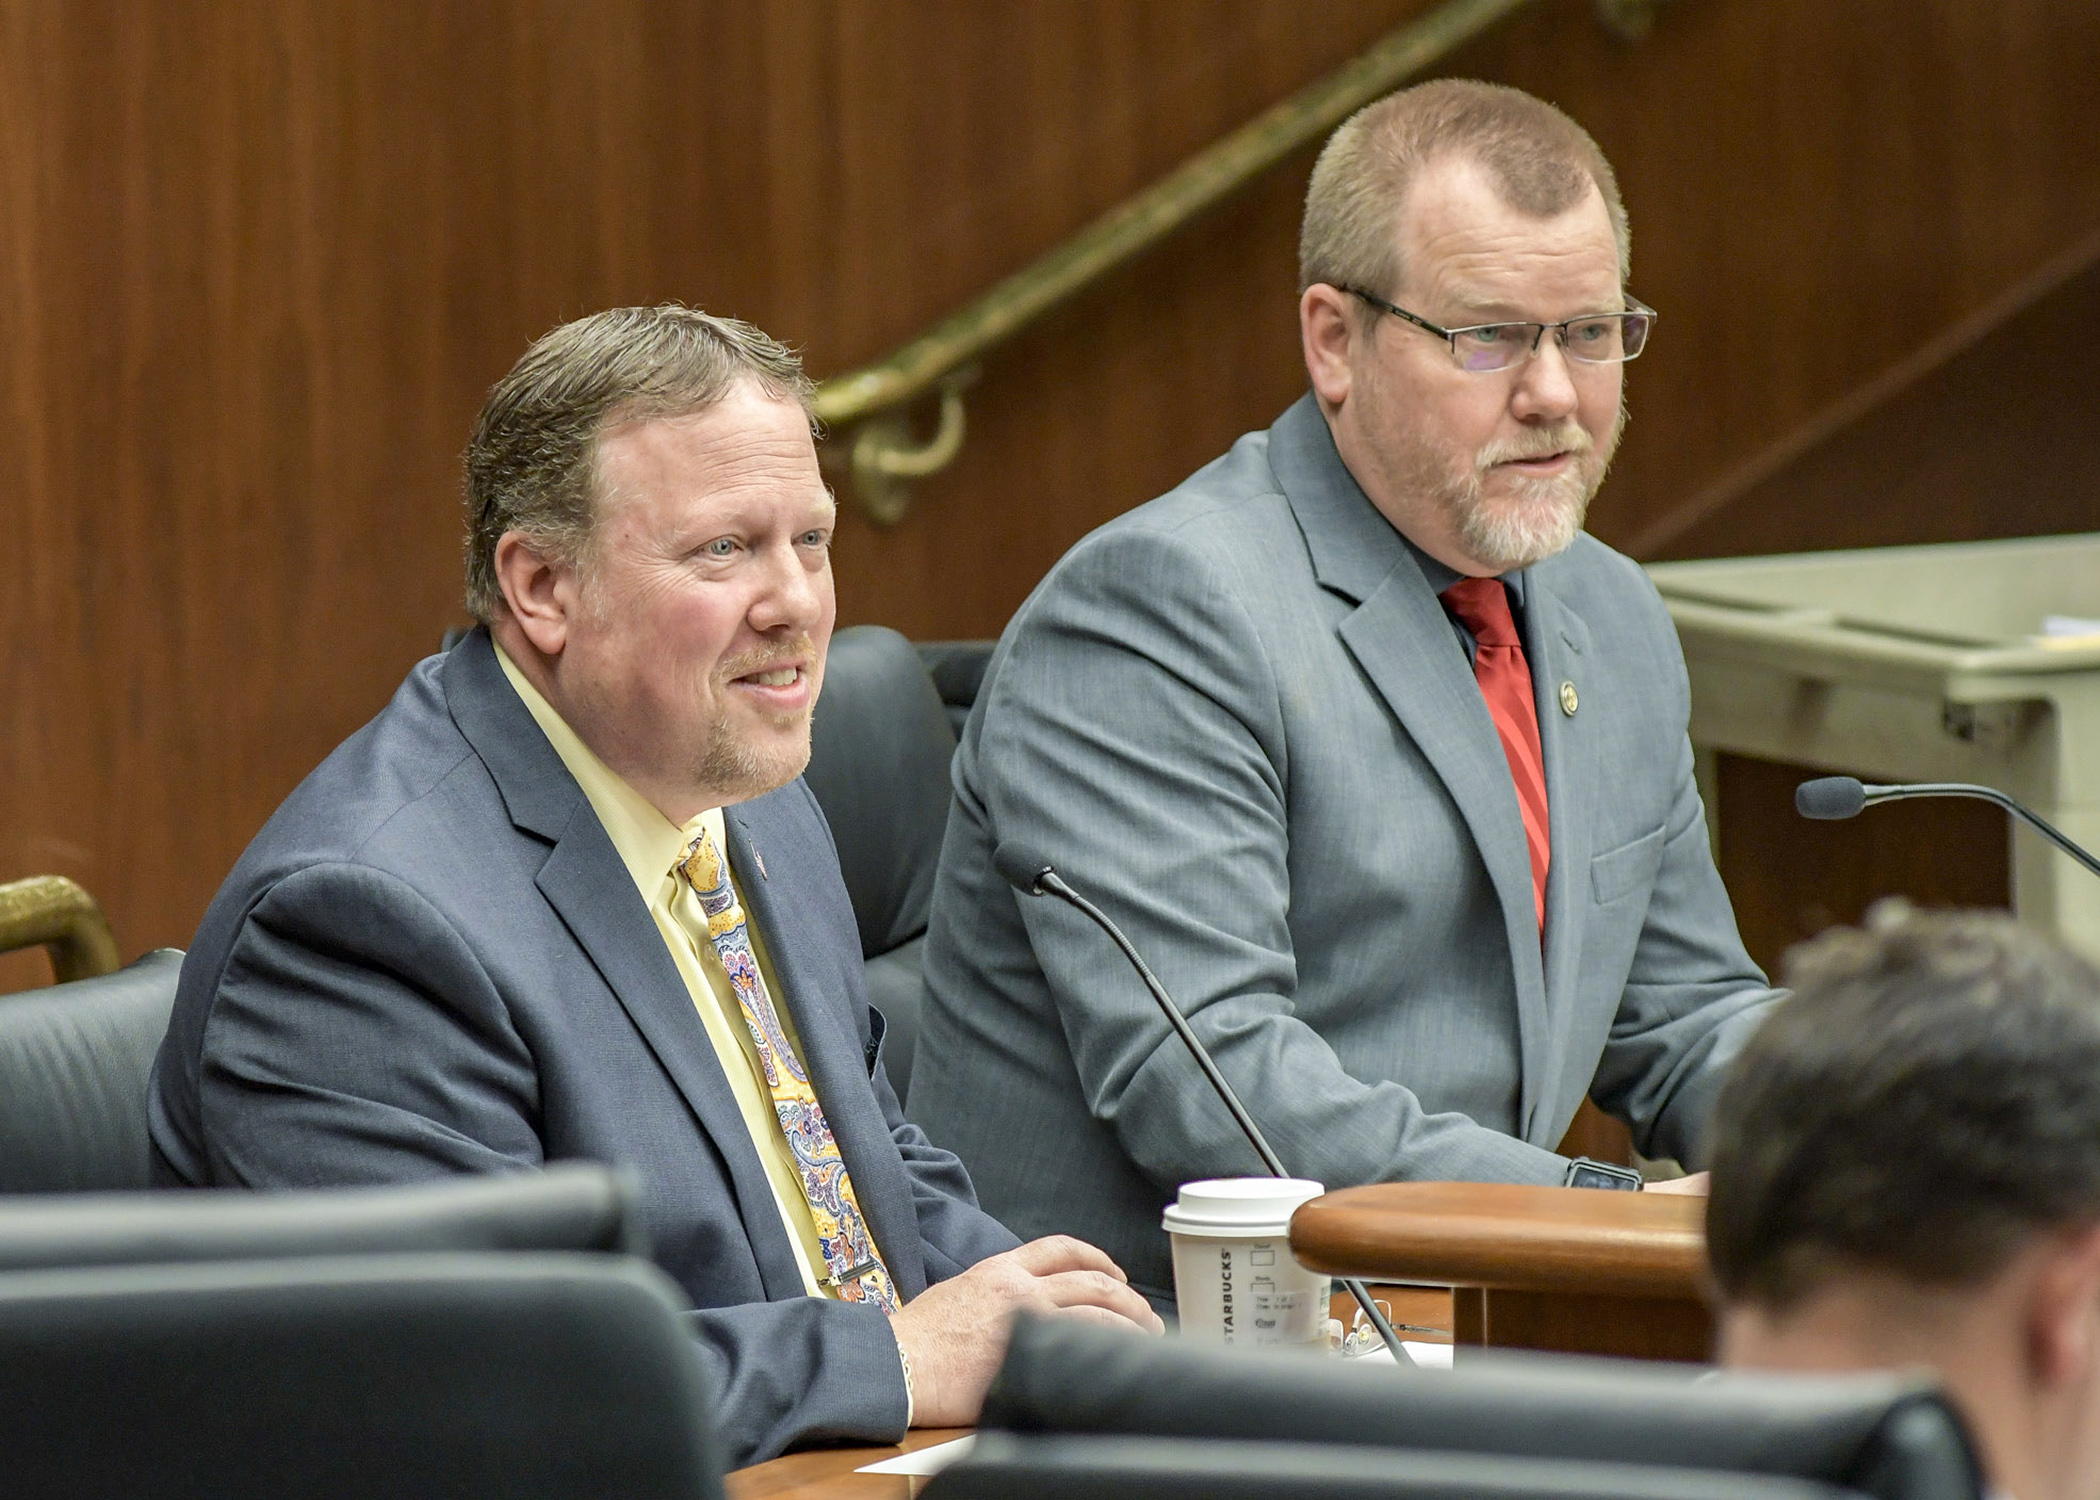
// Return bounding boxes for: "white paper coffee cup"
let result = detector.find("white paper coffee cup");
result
[1162,1177,1330,1348]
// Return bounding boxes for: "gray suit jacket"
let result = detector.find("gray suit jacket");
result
[912,395,1778,1300]
[148,629,1019,1466]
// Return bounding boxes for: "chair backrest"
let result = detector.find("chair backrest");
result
[806,627,989,1107]
[0,949,182,1192]
[0,1251,721,1500]
[977,1318,1983,1500]
[932,1432,1875,1500]
[0,1161,645,1272]
[916,638,997,740]
[804,624,960,959]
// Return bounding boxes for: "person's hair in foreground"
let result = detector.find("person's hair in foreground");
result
[1710,902,2100,1500]
[1709,903,2100,1307]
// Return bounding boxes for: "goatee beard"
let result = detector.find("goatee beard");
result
[1445,411,1622,573]
[693,634,819,804]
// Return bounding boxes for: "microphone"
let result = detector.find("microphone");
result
[1794,777,2100,881]
[992,840,1416,1366]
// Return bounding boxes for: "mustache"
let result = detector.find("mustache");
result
[1475,424,1594,471]
[715,634,819,682]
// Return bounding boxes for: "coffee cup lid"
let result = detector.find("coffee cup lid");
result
[1160,1176,1325,1237]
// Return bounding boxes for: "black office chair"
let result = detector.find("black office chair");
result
[936,1433,1873,1500]
[934,1317,1983,1500]
[915,637,998,741]
[0,1160,644,1272]
[804,626,994,1105]
[0,1252,721,1500]
[0,948,182,1192]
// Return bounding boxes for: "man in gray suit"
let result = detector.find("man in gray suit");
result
[149,306,1158,1466]
[913,81,1778,1304]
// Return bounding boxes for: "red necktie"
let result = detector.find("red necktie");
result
[1440,578,1550,934]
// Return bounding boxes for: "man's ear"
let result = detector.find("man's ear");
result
[2026,1223,2100,1389]
[1300,283,1361,411]
[492,531,578,659]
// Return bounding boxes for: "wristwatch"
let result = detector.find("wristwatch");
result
[1562,1156,1643,1191]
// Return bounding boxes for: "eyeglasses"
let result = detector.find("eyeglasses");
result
[1340,287,1655,373]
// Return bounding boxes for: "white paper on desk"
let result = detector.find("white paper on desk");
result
[1350,1341,1453,1369]
[855,1434,977,1475]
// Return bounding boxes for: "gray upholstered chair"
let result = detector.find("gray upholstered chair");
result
[0,949,182,1192]
[934,1433,1882,1500]
[0,1160,642,1272]
[932,1316,1983,1500]
[0,1252,721,1500]
[804,626,993,1107]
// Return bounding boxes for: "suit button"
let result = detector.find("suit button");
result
[1559,681,1579,716]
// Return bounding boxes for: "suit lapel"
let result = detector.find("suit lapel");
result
[1336,582,1551,1114]
[1269,396,1550,1125]
[531,833,808,1299]
[726,796,929,1299]
[1520,568,1596,1139]
[445,630,812,1301]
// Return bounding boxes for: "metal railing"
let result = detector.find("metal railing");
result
[816,0,1666,524]
[0,876,121,984]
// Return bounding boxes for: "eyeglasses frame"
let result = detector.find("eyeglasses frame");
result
[1338,286,1657,371]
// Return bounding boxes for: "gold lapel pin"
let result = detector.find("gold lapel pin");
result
[1559,681,1579,717]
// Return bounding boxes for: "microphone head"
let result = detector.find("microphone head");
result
[1796,776,1868,820]
[992,841,1056,896]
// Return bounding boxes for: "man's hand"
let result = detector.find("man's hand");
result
[889,1234,1164,1427]
[1646,1170,1710,1196]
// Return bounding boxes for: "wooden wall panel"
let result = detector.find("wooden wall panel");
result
[1640,231,2100,559]
[1716,754,2013,981]
[830,0,2100,633]
[3,0,2096,968]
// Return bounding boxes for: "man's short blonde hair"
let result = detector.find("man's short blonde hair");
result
[462,304,816,624]
[1299,79,1630,301]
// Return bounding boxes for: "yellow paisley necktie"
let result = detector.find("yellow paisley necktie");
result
[677,828,898,1311]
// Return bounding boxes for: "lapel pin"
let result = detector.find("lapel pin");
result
[753,847,768,881]
[1559,681,1579,717]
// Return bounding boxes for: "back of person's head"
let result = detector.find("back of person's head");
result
[1708,903,2100,1315]
[1298,78,1631,299]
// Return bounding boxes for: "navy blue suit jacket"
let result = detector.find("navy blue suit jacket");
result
[149,629,1019,1465]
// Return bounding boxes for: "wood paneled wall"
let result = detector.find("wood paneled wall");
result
[5,0,2097,969]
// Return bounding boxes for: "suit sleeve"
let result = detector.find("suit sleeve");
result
[193,861,918,1468]
[870,1024,1024,1280]
[974,527,1572,1194]
[1585,583,1782,1167]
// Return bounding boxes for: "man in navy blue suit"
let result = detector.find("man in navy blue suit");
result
[149,305,1158,1467]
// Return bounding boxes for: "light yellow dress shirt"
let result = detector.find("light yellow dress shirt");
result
[496,644,834,1299]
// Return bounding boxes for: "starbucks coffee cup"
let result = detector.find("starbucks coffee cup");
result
[1162,1178,1330,1348]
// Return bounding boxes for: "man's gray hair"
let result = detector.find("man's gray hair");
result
[462,304,816,623]
[1299,79,1631,301]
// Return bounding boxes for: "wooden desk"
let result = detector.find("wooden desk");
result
[726,1427,971,1500]
[1291,1181,1712,1362]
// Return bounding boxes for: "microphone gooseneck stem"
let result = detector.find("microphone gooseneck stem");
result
[1034,869,1416,1368]
[1865,783,2100,881]
[1040,872,1287,1177]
